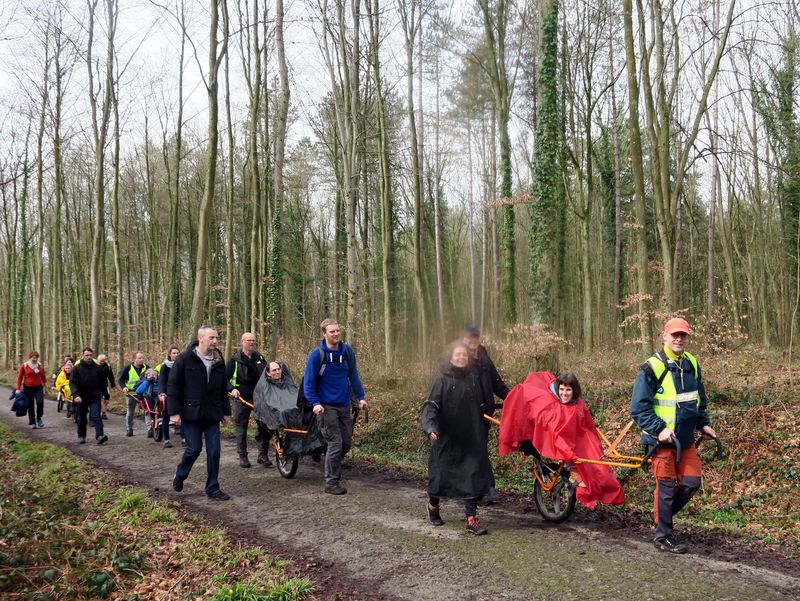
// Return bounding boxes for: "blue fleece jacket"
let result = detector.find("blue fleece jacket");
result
[303,340,365,407]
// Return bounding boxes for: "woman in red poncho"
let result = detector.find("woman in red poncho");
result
[499,371,625,509]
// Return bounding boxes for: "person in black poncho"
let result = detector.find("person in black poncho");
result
[421,342,492,535]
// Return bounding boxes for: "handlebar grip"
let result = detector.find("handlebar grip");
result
[640,444,657,470]
[364,406,370,423]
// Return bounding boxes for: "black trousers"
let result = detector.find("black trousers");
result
[24,385,44,423]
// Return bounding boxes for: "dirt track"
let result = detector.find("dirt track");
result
[3,391,798,601]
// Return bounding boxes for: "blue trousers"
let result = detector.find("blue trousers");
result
[77,398,104,440]
[175,420,221,495]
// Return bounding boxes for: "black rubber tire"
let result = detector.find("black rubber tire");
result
[533,477,577,523]
[154,424,163,442]
[274,444,299,479]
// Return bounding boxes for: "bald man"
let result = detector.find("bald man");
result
[226,332,270,467]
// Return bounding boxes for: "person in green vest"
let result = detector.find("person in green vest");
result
[631,317,717,554]
[226,332,269,468]
[118,351,149,436]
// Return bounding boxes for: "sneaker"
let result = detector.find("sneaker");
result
[239,455,251,468]
[172,473,184,492]
[78,437,86,444]
[479,487,500,506]
[126,429,133,437]
[163,440,173,448]
[257,452,273,467]
[96,435,108,445]
[37,418,44,428]
[101,412,108,420]
[427,504,444,526]
[465,516,488,536]
[654,537,688,554]
[324,483,347,495]
[146,428,154,439]
[207,490,231,500]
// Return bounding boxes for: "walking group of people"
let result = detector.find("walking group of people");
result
[424,316,717,552]
[12,315,716,552]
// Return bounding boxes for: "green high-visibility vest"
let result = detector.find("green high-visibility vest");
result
[647,351,699,433]
[125,364,148,390]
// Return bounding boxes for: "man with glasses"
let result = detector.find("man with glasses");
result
[631,318,718,554]
[226,332,269,467]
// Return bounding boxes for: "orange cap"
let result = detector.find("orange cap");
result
[663,317,691,335]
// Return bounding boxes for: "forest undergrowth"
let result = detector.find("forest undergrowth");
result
[0,421,314,600]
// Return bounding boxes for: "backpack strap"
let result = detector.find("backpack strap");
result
[641,351,671,389]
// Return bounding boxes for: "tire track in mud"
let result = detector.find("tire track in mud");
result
[2,392,798,601]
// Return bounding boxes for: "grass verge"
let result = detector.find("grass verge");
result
[0,420,314,600]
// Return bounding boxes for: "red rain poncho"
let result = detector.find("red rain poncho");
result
[498,372,624,509]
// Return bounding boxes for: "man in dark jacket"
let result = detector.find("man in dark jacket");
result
[168,326,232,500]
[463,326,509,504]
[631,317,717,554]
[226,332,270,468]
[70,347,108,445]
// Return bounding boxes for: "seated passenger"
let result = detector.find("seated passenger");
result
[499,371,625,509]
[55,359,75,400]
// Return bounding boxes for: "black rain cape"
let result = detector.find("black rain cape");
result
[421,363,492,500]
[252,363,325,458]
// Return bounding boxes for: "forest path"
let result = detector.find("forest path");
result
[2,391,798,601]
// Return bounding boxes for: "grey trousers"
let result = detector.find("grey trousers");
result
[125,395,137,431]
[654,476,702,541]
[317,404,353,486]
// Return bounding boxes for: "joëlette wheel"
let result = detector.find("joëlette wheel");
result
[154,424,163,442]
[274,445,299,479]
[533,477,577,523]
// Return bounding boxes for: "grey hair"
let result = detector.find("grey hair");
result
[198,325,216,338]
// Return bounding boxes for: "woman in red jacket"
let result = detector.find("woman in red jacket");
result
[16,351,48,428]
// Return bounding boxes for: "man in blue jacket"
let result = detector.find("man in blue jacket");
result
[631,317,717,554]
[303,318,367,495]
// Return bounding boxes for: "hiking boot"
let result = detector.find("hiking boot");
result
[181,438,187,448]
[37,418,44,428]
[126,429,133,437]
[654,537,688,554]
[239,455,251,468]
[96,435,108,445]
[465,516,488,536]
[172,472,184,492]
[30,423,37,429]
[146,428,154,439]
[78,437,86,444]
[101,412,108,420]
[163,440,173,448]
[427,504,444,526]
[207,490,231,500]
[257,452,272,467]
[324,483,347,495]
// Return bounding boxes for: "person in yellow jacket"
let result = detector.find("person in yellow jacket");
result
[55,358,75,400]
